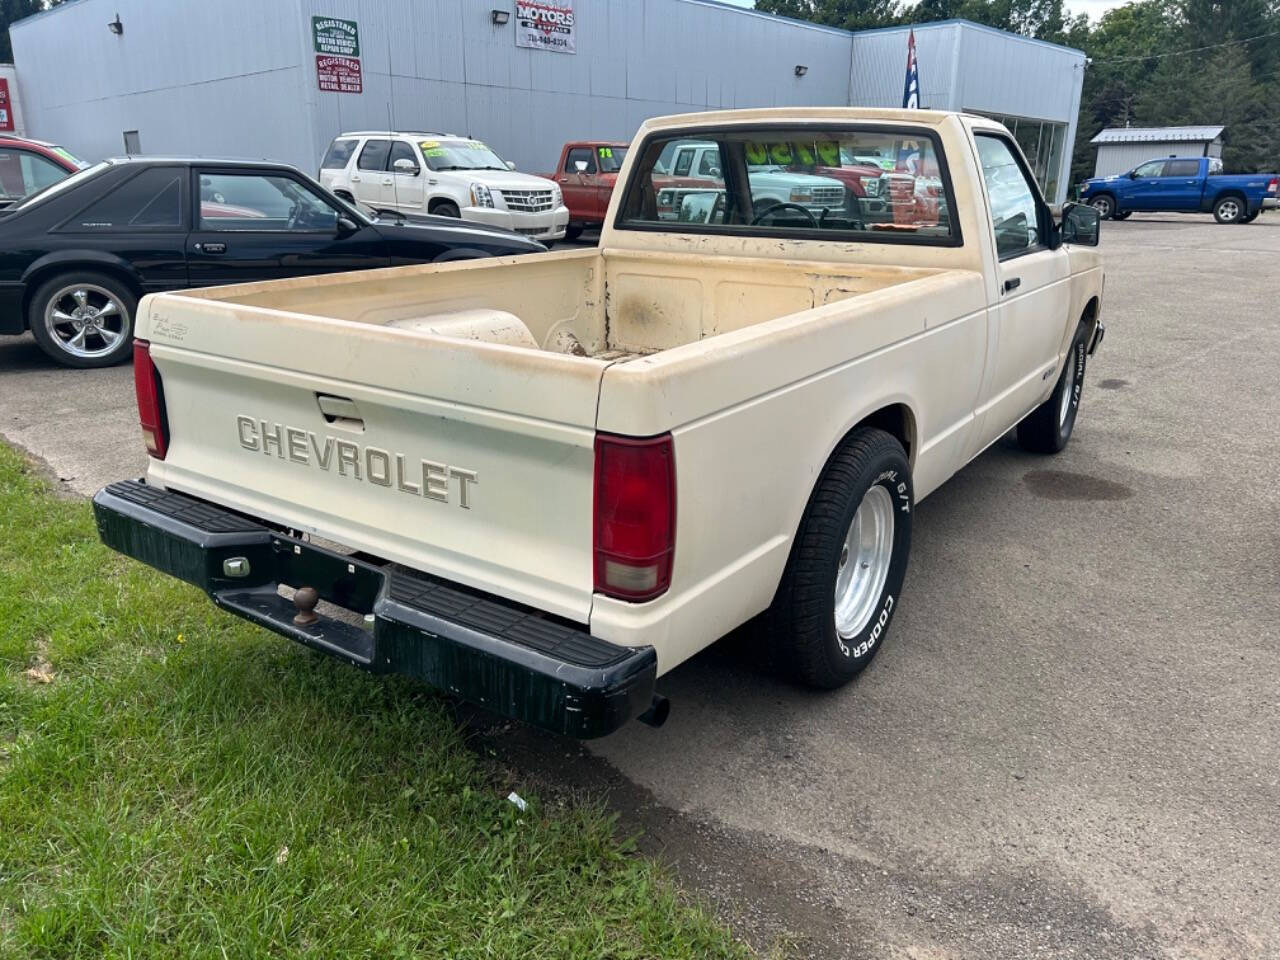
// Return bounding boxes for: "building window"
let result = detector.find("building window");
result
[122,130,141,154]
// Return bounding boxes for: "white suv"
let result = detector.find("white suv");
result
[320,132,569,243]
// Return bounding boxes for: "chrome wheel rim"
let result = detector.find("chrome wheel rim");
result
[834,485,895,639]
[1219,200,1239,221]
[1091,197,1111,216]
[44,283,128,359]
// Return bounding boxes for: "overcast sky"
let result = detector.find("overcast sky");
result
[716,0,1123,22]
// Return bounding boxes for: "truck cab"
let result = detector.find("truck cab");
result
[541,141,630,240]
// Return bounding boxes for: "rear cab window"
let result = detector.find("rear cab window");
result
[321,138,359,170]
[61,166,186,231]
[618,125,958,245]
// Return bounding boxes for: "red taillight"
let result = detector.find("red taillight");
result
[132,339,169,459]
[593,433,675,601]
[1268,177,1277,194]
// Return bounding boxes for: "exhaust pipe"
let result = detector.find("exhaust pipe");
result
[637,694,670,728]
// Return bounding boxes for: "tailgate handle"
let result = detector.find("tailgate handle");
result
[316,394,364,426]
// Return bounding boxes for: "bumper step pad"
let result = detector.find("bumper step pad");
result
[94,480,655,738]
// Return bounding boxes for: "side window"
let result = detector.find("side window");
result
[565,147,595,174]
[696,149,721,177]
[321,139,358,170]
[1165,159,1200,177]
[974,134,1042,258]
[388,141,419,173]
[1209,158,1223,175]
[66,167,184,230]
[1132,160,1165,179]
[357,139,391,171]
[0,149,69,199]
[673,148,695,177]
[198,173,340,231]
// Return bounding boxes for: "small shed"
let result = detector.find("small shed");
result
[1090,125,1224,178]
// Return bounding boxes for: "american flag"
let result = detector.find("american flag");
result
[902,29,920,109]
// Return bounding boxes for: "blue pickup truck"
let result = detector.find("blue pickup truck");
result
[1078,156,1278,224]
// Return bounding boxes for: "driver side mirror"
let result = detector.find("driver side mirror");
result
[505,160,516,170]
[1127,170,1138,179]
[335,215,359,237]
[393,158,419,176]
[574,160,589,174]
[1060,201,1100,246]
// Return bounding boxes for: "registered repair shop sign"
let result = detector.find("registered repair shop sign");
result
[515,1,576,54]
[312,16,359,57]
[316,55,362,94]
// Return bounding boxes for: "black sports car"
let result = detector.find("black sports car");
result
[0,157,545,368]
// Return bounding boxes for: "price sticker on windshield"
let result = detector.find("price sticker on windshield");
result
[599,147,613,159]
[816,141,840,166]
[745,141,769,165]
[794,143,817,166]
[419,140,439,149]
[768,142,794,165]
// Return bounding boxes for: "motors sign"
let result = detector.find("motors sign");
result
[316,55,362,94]
[312,16,359,57]
[515,1,575,54]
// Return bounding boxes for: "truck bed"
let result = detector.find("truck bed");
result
[180,247,942,360]
[138,248,975,627]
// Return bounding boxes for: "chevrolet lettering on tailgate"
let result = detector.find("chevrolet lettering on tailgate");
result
[236,416,478,508]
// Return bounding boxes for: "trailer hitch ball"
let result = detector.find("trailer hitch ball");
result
[292,586,320,626]
[638,694,670,728]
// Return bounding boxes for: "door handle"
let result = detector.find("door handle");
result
[382,177,392,185]
[351,175,361,182]
[194,241,226,254]
[316,393,364,428]
[1003,277,1021,294]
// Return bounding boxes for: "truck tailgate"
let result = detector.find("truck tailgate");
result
[140,294,606,621]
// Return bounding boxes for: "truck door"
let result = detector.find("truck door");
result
[968,132,1071,451]
[561,146,597,218]
[1124,159,1166,211]
[1152,158,1204,210]
[384,141,425,212]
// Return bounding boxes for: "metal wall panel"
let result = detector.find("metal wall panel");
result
[10,0,312,165]
[295,0,854,174]
[1093,141,1216,178]
[11,1,1084,202]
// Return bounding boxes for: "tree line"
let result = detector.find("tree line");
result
[755,0,1280,182]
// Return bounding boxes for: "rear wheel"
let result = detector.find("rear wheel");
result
[1213,196,1244,224]
[1089,195,1115,219]
[28,271,137,368]
[1016,319,1088,454]
[769,428,913,689]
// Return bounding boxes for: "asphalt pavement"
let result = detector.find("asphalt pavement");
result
[2,214,1277,959]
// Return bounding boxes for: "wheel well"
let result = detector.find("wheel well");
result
[428,197,459,214]
[1214,190,1246,207]
[849,404,916,465]
[20,262,141,331]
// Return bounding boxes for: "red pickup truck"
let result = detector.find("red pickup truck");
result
[541,141,630,241]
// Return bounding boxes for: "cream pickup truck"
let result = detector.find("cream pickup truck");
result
[94,109,1105,738]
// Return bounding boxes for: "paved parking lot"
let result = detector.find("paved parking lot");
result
[2,214,1277,958]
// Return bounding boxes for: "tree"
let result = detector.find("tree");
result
[754,0,906,31]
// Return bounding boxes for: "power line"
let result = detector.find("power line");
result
[1090,28,1280,65]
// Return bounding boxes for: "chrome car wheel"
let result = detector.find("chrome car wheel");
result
[44,283,129,360]
[834,484,895,639]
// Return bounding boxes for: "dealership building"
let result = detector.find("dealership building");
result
[10,0,1086,202]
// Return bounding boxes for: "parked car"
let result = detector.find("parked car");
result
[319,132,570,244]
[1078,156,1279,223]
[0,135,89,208]
[95,109,1103,739]
[0,157,545,368]
[540,141,630,240]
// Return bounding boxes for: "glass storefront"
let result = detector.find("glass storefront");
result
[970,112,1067,202]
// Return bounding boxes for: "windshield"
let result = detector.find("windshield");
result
[419,139,508,172]
[8,161,110,212]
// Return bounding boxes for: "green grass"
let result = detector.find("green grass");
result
[0,444,751,960]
